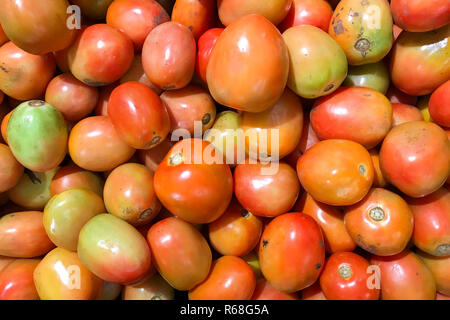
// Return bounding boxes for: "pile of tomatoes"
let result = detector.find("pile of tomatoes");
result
[0,0,449,301]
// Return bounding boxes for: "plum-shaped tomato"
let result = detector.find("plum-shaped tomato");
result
[417,250,450,296]
[154,139,233,224]
[172,0,217,40]
[0,0,76,55]
[0,144,24,193]
[207,14,289,113]
[195,28,224,83]
[0,259,40,300]
[7,100,67,173]
[279,0,332,33]
[283,25,347,99]
[429,80,450,128]
[329,0,393,65]
[379,121,450,198]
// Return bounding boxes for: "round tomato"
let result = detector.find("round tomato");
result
[172,0,217,39]
[279,0,332,33]
[195,28,224,83]
[429,80,450,128]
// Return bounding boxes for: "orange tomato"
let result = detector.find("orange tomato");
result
[417,250,450,296]
[0,143,24,193]
[171,0,217,39]
[392,103,424,127]
[369,149,388,188]
[0,259,40,300]
[49,165,104,197]
[279,0,332,33]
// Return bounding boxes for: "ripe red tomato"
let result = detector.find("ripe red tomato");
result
[279,0,332,33]
[429,80,450,128]
[259,212,325,292]
[172,0,217,39]
[392,103,424,127]
[195,28,224,83]
[251,279,299,300]
[49,165,104,197]
[0,259,40,300]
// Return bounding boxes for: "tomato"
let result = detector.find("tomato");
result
[369,149,388,188]
[0,144,24,193]
[390,0,450,32]
[160,85,216,135]
[142,22,196,90]
[137,139,175,173]
[95,83,118,116]
[311,87,392,149]
[0,256,14,273]
[251,279,299,300]
[242,251,263,279]
[294,193,356,254]
[297,139,374,206]
[68,24,134,86]
[207,14,289,113]
[43,188,105,251]
[33,247,103,300]
[154,139,233,224]
[104,163,161,226]
[417,250,450,296]
[429,80,450,128]
[0,211,54,258]
[301,282,327,300]
[208,199,262,256]
[8,168,58,210]
[0,105,11,144]
[283,25,347,99]
[329,0,393,65]
[147,217,211,290]
[385,84,418,106]
[7,101,67,172]
[78,214,151,284]
[390,25,450,96]
[172,0,217,39]
[342,61,390,94]
[279,0,332,33]
[0,25,8,46]
[68,116,136,172]
[407,188,450,257]
[259,212,325,292]
[344,188,413,256]
[123,273,174,300]
[49,165,104,197]
[371,250,436,300]
[189,255,256,300]
[195,28,224,83]
[0,259,40,300]
[379,121,450,198]
[320,252,380,300]
[218,0,291,26]
[392,103,424,127]
[241,89,303,159]
[0,0,76,54]
[393,24,403,42]
[120,55,162,95]
[0,42,55,100]
[234,162,300,217]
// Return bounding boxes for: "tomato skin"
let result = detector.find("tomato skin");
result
[43,188,105,251]
[207,14,289,113]
[371,250,436,300]
[142,22,196,90]
[189,256,256,300]
[392,103,423,127]
[33,248,103,300]
[417,250,450,296]
[407,188,450,257]
[68,24,134,86]
[123,273,175,300]
[344,188,413,256]
[208,199,262,256]
[0,25,8,46]
[137,139,175,173]
[311,87,392,149]
[379,121,450,198]
[390,0,450,32]
[172,0,217,40]
[259,212,325,292]
[0,259,40,300]
[297,139,374,206]
[95,83,118,116]
[0,42,55,101]
[329,0,393,65]
[154,139,233,224]
[342,61,390,94]
[71,0,114,20]
[107,0,169,51]
[436,292,450,300]
[195,28,224,83]
[68,116,136,172]
[369,149,388,188]
[234,162,300,218]
[78,214,152,284]
[0,144,24,193]
[251,279,299,300]
[120,55,162,95]
[386,84,418,106]
[108,82,170,150]
[429,80,450,128]
[104,163,161,226]
[390,26,450,96]
[0,211,54,258]
[218,0,292,26]
[147,217,212,291]
[294,193,356,254]
[301,282,327,300]
[279,0,332,33]
[0,256,14,273]
[320,252,380,300]
[49,165,104,197]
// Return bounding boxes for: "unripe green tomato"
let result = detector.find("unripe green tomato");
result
[343,61,390,94]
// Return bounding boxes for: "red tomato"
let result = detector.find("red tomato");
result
[195,28,224,83]
[259,212,325,292]
[379,121,450,198]
[279,0,332,33]
[392,103,424,127]
[172,0,217,39]
[142,22,196,90]
[0,259,40,300]
[106,0,169,51]
[0,25,8,46]
[320,252,380,300]
[147,217,212,291]
[429,80,450,128]
[251,279,299,300]
[108,82,170,150]
[49,165,104,197]
[301,282,327,300]
[189,256,256,300]
[154,139,233,224]
[0,144,24,193]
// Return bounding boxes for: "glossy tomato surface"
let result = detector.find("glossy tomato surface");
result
[49,165,104,197]
[279,0,332,32]
[429,80,450,128]
[195,28,224,83]
[0,144,24,193]
[171,0,217,39]
[0,259,40,300]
